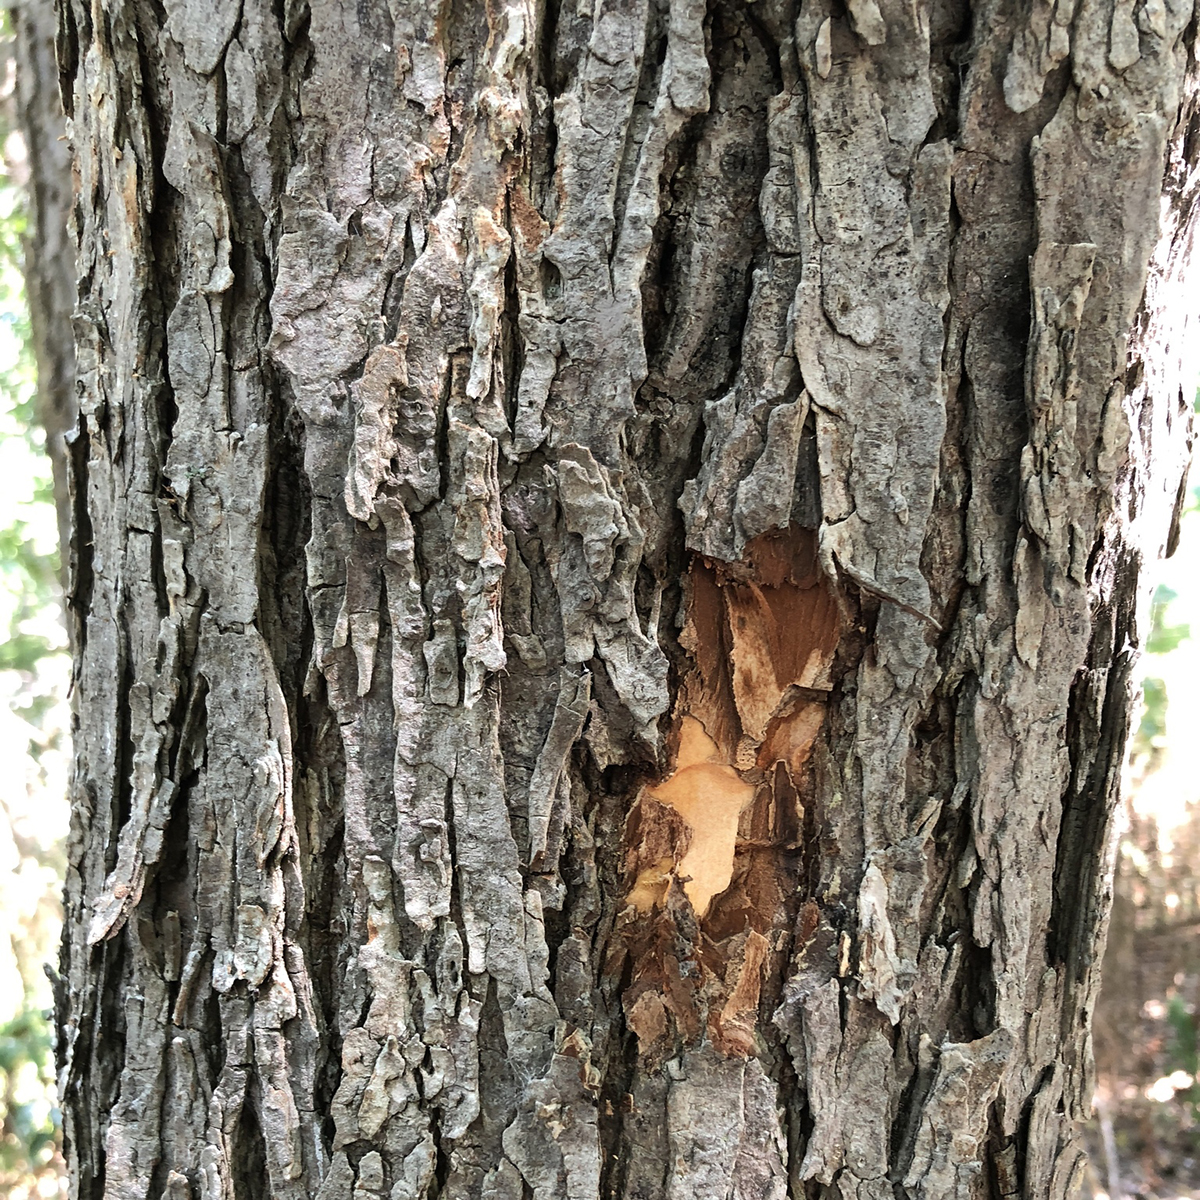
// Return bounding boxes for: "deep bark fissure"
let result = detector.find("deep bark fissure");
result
[1050,616,1139,971]
[230,1093,269,1200]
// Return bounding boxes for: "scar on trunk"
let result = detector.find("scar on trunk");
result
[615,526,843,1056]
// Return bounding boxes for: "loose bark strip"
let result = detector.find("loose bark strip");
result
[52,0,1199,1197]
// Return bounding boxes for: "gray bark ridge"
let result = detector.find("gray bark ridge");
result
[53,0,1198,1198]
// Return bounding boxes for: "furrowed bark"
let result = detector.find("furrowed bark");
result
[53,1,1198,1198]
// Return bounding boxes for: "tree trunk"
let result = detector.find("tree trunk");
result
[53,0,1199,1197]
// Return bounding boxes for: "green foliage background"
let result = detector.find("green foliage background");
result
[0,16,67,1192]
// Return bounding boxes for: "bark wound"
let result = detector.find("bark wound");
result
[616,527,841,1058]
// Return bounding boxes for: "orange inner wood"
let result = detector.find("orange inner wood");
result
[624,526,842,921]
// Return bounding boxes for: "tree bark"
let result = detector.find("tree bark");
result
[53,1,1199,1198]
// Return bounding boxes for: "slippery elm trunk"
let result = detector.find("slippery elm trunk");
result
[51,0,1200,1197]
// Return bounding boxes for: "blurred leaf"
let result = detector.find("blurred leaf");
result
[0,1004,57,1179]
[0,630,52,673]
[1168,994,1198,1075]
[1137,676,1169,749]
[1147,585,1191,655]
[1167,994,1200,1126]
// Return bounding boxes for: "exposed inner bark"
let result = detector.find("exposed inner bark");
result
[617,531,842,1058]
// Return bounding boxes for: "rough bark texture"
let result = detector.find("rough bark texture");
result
[53,0,1199,1198]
